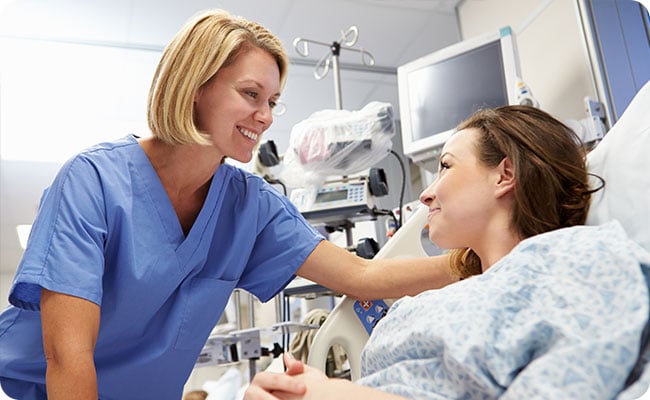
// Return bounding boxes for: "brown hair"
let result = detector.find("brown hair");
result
[183,390,208,400]
[448,105,602,278]
[147,9,289,145]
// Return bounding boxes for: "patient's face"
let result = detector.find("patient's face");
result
[419,128,500,250]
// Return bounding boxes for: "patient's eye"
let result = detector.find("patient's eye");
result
[439,160,450,172]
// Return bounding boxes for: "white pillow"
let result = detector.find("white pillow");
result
[586,81,650,253]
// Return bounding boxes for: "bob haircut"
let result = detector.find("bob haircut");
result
[147,9,289,145]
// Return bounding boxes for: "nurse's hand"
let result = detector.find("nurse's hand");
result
[244,353,307,400]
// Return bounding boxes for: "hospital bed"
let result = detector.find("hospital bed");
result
[307,80,650,394]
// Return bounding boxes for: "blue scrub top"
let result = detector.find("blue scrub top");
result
[0,135,324,399]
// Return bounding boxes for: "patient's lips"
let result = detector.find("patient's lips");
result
[427,207,441,224]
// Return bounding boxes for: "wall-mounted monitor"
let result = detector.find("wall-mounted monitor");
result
[397,26,522,172]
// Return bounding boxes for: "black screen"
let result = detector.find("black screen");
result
[407,41,508,142]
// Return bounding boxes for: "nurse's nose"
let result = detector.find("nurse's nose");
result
[255,103,273,128]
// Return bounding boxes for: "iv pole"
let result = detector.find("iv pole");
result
[292,27,377,247]
[293,26,375,110]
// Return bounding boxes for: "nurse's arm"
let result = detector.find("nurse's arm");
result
[41,288,100,400]
[296,240,455,300]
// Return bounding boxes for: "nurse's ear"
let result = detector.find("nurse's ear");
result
[194,78,210,103]
[194,87,203,103]
[494,157,515,199]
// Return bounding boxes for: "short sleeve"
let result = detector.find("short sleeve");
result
[238,184,323,302]
[9,155,107,310]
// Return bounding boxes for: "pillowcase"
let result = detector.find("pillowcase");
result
[586,81,650,253]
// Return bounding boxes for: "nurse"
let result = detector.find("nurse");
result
[0,9,453,400]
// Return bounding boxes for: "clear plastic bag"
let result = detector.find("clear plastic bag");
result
[281,101,395,188]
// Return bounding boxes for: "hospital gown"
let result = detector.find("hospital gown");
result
[358,221,650,399]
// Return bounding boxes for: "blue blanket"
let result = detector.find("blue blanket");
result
[358,221,650,399]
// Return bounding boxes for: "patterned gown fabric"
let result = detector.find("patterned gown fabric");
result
[358,221,650,399]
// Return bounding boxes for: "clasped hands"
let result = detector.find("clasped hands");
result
[244,352,329,400]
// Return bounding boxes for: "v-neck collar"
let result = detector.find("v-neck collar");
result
[128,135,230,260]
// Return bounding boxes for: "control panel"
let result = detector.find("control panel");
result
[353,299,389,335]
[289,177,376,224]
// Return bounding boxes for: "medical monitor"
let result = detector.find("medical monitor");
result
[397,26,522,172]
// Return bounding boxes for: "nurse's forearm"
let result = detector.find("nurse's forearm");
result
[46,354,98,400]
[363,253,457,298]
[298,241,456,300]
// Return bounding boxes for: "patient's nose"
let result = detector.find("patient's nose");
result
[419,183,436,206]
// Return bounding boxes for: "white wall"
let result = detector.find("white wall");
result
[0,272,11,398]
[457,0,598,122]
[0,273,11,311]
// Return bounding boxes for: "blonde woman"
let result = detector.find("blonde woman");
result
[0,9,451,400]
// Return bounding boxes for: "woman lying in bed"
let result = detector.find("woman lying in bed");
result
[245,105,650,400]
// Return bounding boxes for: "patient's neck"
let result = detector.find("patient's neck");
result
[476,226,522,273]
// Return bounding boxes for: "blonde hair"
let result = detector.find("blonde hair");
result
[147,9,289,145]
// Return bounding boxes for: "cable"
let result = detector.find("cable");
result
[389,150,406,231]
[263,175,287,196]
[371,207,399,234]
[516,0,556,35]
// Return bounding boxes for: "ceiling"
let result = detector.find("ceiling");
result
[0,0,464,274]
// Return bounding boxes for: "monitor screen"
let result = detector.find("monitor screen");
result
[398,27,521,172]
[407,41,507,141]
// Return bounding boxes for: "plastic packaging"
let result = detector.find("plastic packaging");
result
[281,101,395,188]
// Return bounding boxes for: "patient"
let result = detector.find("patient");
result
[245,105,650,399]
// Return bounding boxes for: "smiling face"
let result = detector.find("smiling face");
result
[193,46,281,163]
[419,128,505,251]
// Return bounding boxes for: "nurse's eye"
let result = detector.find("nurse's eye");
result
[268,100,277,109]
[245,90,258,99]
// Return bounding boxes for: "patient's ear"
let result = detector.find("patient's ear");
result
[495,157,515,198]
